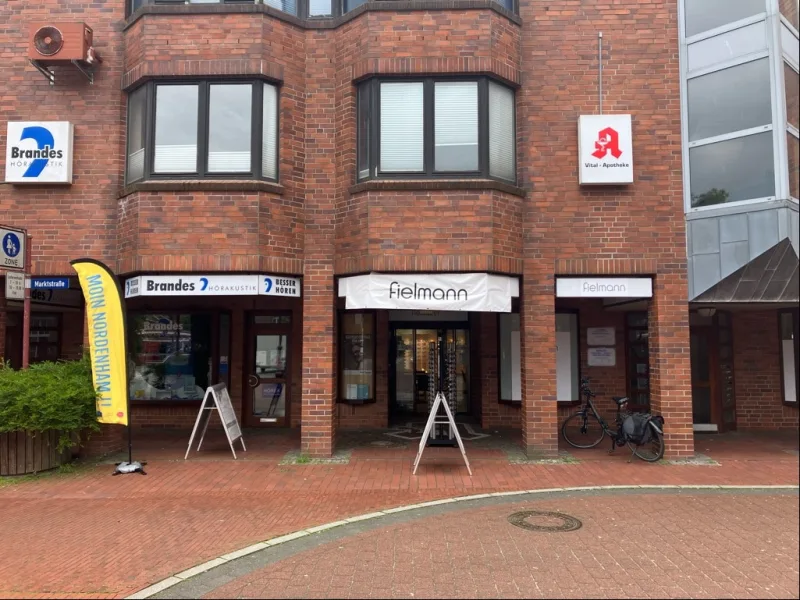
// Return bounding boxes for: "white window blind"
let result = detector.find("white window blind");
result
[308,0,332,16]
[263,0,298,16]
[380,82,424,172]
[154,85,198,173]
[208,84,252,173]
[489,81,515,181]
[434,81,478,172]
[262,84,278,179]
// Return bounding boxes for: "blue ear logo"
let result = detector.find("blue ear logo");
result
[20,126,55,178]
[200,277,209,291]
[125,280,131,296]
[264,277,273,293]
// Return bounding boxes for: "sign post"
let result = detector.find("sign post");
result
[185,383,246,459]
[22,235,31,368]
[1,225,29,368]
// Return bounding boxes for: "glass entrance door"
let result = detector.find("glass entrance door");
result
[390,327,470,419]
[246,329,289,427]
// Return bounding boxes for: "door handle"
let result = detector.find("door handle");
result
[248,374,259,388]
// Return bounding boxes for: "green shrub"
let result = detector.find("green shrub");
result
[0,356,101,451]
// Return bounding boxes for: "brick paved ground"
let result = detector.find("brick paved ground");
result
[204,493,800,600]
[0,429,797,598]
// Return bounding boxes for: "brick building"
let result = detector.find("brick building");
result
[0,0,797,459]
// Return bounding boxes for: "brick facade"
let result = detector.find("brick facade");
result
[1,0,791,462]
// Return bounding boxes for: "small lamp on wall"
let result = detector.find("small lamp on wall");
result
[697,307,717,318]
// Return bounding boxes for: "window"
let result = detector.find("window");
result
[128,313,213,401]
[780,311,799,405]
[29,314,61,364]
[626,312,650,408]
[687,59,771,142]
[499,313,521,402]
[786,63,799,131]
[780,0,799,31]
[339,312,375,403]
[684,0,765,38]
[555,313,579,402]
[125,80,278,184]
[357,77,516,182]
[689,131,775,206]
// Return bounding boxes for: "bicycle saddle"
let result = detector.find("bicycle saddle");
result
[612,396,629,406]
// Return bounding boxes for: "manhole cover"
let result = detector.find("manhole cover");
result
[507,510,582,532]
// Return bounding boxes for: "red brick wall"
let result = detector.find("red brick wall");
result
[734,310,800,430]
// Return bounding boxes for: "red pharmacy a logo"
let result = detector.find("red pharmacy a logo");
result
[591,126,623,159]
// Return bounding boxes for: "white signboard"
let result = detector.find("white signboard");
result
[556,277,653,298]
[185,383,246,460]
[588,347,616,367]
[578,114,633,185]
[5,271,25,300]
[339,273,519,312]
[5,121,74,184]
[587,327,616,346]
[124,274,301,298]
[1,226,26,271]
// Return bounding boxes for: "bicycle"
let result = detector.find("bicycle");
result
[561,377,665,462]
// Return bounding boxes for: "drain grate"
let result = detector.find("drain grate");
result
[507,510,582,532]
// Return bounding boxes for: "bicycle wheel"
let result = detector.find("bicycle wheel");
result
[561,412,605,449]
[631,428,665,462]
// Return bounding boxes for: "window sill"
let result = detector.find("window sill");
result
[498,399,522,407]
[125,1,521,31]
[337,398,377,406]
[350,178,526,198]
[120,179,284,198]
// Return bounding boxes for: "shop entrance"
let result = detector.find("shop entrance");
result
[389,326,470,422]
[244,314,291,427]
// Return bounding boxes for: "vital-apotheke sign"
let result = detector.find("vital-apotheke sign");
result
[5,121,74,184]
[339,273,519,312]
[578,114,633,185]
[556,277,653,298]
[124,274,301,298]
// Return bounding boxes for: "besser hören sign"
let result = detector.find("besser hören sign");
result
[124,275,301,298]
[578,114,633,185]
[5,121,74,184]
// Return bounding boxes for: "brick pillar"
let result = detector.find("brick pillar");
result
[300,31,337,458]
[520,268,558,458]
[648,272,693,458]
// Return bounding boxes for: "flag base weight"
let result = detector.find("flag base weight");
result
[112,461,147,475]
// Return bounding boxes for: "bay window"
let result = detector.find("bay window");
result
[126,80,278,184]
[357,77,516,182]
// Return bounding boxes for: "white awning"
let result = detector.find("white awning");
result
[338,272,519,312]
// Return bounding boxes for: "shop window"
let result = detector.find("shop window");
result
[555,312,579,402]
[780,310,799,405]
[499,313,521,402]
[125,80,278,184]
[625,312,650,407]
[29,314,61,364]
[357,77,517,182]
[128,313,213,401]
[684,0,765,38]
[339,312,375,403]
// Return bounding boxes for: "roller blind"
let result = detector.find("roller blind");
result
[262,84,278,179]
[154,85,198,173]
[380,82,424,173]
[489,81,515,181]
[434,81,478,172]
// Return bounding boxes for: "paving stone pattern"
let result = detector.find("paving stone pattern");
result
[207,494,800,600]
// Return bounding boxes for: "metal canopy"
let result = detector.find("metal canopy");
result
[692,238,799,304]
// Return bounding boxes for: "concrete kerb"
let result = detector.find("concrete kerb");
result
[127,484,800,600]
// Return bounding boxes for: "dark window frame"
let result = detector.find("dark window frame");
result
[125,79,279,184]
[337,310,378,405]
[357,76,517,183]
[624,311,650,410]
[126,0,519,20]
[779,308,800,406]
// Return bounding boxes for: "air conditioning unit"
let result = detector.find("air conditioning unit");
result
[27,22,95,64]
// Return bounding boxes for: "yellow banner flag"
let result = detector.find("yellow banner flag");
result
[71,259,129,426]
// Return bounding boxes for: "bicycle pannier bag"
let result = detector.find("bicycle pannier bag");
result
[623,413,653,445]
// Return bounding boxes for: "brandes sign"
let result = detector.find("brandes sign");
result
[5,121,74,184]
[578,114,634,185]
